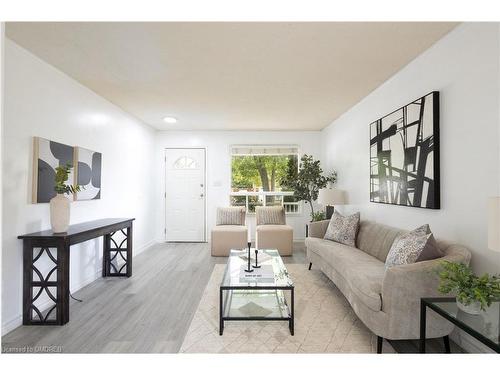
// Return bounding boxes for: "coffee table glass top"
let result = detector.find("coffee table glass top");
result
[425,298,500,346]
[221,249,293,289]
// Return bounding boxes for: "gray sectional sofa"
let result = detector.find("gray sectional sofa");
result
[305,219,472,353]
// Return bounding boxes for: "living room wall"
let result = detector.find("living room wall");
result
[154,131,323,242]
[321,23,500,275]
[1,39,157,333]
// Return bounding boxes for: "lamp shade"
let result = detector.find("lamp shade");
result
[488,197,500,252]
[318,188,346,206]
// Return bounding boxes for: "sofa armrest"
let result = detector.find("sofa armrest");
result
[307,220,330,238]
[381,248,471,338]
[382,259,444,307]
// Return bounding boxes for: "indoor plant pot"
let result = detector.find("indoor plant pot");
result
[50,193,70,233]
[438,260,500,316]
[456,298,481,315]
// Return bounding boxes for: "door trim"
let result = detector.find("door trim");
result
[164,147,207,242]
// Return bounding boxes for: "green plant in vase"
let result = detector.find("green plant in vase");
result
[437,261,500,314]
[50,163,83,233]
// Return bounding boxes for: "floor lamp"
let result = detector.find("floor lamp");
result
[318,188,346,219]
[487,197,500,344]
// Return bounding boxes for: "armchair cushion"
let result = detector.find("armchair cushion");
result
[256,224,293,256]
[211,225,247,256]
[256,206,286,225]
[216,207,246,225]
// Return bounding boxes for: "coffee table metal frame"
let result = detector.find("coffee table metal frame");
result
[219,249,294,336]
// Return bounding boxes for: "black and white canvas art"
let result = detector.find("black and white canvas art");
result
[75,147,102,200]
[369,91,440,209]
[32,137,75,203]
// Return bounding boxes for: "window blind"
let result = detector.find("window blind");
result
[231,145,299,156]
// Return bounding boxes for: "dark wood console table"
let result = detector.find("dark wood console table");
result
[18,218,135,326]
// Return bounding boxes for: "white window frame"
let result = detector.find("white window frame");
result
[229,144,301,215]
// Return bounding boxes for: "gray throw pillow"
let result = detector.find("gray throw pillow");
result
[323,211,360,247]
[385,225,443,268]
[416,233,443,262]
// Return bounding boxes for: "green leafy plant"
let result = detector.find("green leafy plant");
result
[54,163,83,195]
[281,154,337,221]
[311,211,326,222]
[437,261,500,311]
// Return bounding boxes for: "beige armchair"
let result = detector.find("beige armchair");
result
[255,206,293,256]
[211,207,247,256]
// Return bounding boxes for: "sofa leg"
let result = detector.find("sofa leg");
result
[443,335,451,353]
[308,262,312,270]
[377,336,383,354]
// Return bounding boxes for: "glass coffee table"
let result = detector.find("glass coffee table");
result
[219,249,294,336]
[420,297,500,353]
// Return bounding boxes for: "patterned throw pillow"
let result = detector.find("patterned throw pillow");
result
[385,225,443,268]
[323,211,360,247]
[256,206,286,225]
[216,207,246,225]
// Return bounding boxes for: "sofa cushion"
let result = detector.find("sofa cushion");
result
[256,206,286,225]
[305,237,385,311]
[216,207,246,225]
[324,211,360,247]
[356,221,406,262]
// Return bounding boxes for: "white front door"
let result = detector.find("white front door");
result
[165,148,206,242]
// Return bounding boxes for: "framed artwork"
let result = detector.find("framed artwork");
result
[74,147,102,200]
[369,91,440,209]
[32,137,75,203]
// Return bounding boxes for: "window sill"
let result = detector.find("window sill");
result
[245,212,303,217]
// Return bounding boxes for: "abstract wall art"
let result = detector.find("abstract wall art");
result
[74,147,102,200]
[32,137,76,203]
[369,91,440,209]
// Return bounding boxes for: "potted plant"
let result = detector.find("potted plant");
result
[311,211,326,222]
[50,163,83,233]
[437,261,500,314]
[281,154,337,221]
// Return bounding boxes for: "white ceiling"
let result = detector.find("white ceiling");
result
[6,22,457,131]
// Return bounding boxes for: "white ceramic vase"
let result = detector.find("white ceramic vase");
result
[456,298,481,315]
[50,193,70,233]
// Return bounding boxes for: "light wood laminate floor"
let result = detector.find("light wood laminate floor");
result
[1,241,461,353]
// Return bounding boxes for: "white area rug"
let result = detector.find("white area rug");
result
[180,264,395,353]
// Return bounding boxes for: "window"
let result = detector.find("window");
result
[173,156,197,169]
[230,145,300,214]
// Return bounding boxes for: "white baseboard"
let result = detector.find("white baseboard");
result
[1,240,157,335]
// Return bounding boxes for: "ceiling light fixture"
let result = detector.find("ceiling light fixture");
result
[163,116,178,124]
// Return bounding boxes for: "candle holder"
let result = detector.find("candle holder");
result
[253,249,261,268]
[244,241,254,273]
